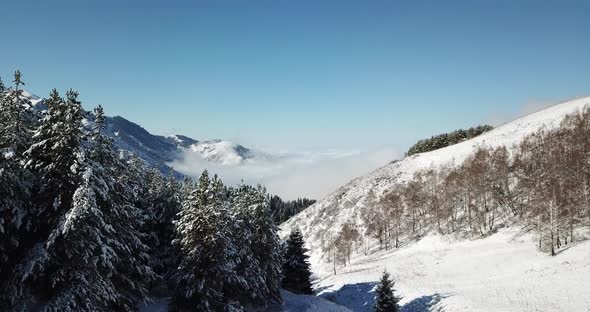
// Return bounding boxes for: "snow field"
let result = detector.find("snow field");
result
[315,228,590,312]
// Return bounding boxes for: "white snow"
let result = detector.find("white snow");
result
[188,140,252,165]
[282,96,590,263]
[280,96,590,312]
[168,135,183,144]
[3,149,15,159]
[264,290,352,312]
[315,228,590,312]
[139,291,353,312]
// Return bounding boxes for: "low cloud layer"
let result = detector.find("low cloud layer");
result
[169,147,400,200]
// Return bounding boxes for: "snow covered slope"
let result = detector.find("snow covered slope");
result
[281,96,590,311]
[317,228,590,312]
[282,96,590,263]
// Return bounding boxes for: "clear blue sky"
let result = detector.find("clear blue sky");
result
[1,0,589,151]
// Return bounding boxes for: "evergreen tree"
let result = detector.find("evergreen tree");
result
[248,185,283,304]
[282,229,313,295]
[142,167,182,280]
[25,89,85,236]
[171,171,240,311]
[90,105,155,309]
[6,90,85,309]
[229,185,283,306]
[1,73,289,311]
[0,72,35,308]
[268,195,316,224]
[374,270,400,312]
[0,71,34,154]
[38,105,154,311]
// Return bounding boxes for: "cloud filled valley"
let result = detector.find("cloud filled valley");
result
[170,146,400,199]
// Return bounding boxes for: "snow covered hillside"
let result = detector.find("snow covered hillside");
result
[316,228,590,312]
[281,96,590,311]
[282,96,590,262]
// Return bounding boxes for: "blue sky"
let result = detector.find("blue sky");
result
[1,0,589,151]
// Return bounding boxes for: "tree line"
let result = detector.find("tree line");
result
[326,106,590,271]
[0,72,314,311]
[269,195,316,224]
[406,124,493,156]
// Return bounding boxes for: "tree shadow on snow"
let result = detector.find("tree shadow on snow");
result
[401,293,449,312]
[320,282,377,312]
[320,281,450,312]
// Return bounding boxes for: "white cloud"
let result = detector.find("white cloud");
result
[169,147,400,200]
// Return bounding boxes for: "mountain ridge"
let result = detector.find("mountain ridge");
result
[17,91,259,176]
[281,95,590,265]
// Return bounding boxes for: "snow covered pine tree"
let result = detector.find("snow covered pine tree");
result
[8,93,154,311]
[229,184,283,306]
[0,72,35,307]
[0,71,285,311]
[282,229,314,295]
[374,270,401,312]
[171,171,241,311]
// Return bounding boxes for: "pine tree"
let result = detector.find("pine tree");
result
[142,167,182,279]
[0,71,34,154]
[0,72,36,308]
[229,184,283,306]
[374,270,401,312]
[25,89,85,236]
[90,105,155,308]
[5,90,84,309]
[171,171,240,311]
[282,229,313,295]
[39,105,154,311]
[250,185,283,304]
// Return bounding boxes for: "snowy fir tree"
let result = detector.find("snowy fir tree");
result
[0,72,35,306]
[282,228,314,295]
[25,89,85,237]
[18,104,154,311]
[171,171,240,311]
[245,185,283,305]
[0,71,288,311]
[228,184,283,306]
[142,167,182,278]
[374,270,401,312]
[0,71,35,154]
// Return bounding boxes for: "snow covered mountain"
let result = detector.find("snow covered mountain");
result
[282,96,590,261]
[19,91,260,175]
[106,121,258,173]
[281,96,590,311]
[187,139,256,166]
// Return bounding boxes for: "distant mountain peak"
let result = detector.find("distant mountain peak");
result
[187,140,254,166]
[15,90,263,176]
